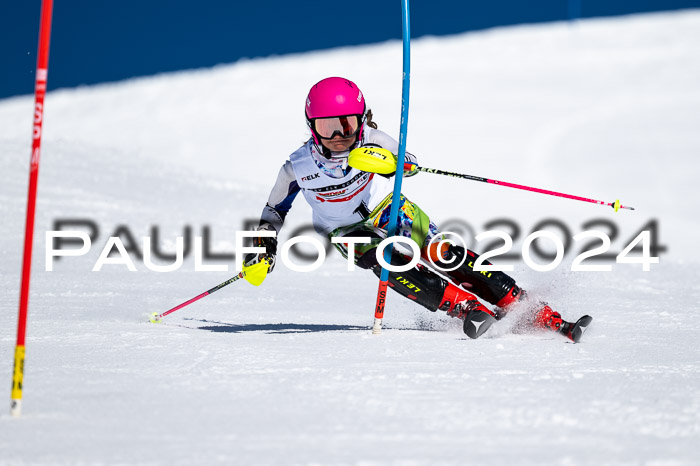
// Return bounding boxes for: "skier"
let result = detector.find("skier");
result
[244,76,591,342]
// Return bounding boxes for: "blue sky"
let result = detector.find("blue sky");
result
[1,0,698,99]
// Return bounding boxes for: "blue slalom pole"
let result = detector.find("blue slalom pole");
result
[372,0,411,334]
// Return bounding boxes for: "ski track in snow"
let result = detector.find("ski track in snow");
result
[1,10,700,466]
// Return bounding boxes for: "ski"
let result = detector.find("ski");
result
[562,315,593,343]
[462,309,498,339]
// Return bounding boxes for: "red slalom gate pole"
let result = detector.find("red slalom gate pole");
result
[11,0,54,417]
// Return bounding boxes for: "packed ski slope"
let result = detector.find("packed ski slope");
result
[1,10,700,465]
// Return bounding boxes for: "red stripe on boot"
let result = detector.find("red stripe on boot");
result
[496,285,523,309]
[438,283,493,320]
[533,305,564,331]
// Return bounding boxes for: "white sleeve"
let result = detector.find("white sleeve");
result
[363,127,418,165]
[259,160,300,233]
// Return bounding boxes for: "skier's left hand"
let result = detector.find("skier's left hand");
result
[379,163,419,179]
[243,224,277,273]
[403,163,419,177]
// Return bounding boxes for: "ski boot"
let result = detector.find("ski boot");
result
[533,305,592,343]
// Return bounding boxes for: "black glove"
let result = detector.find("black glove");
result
[243,224,278,273]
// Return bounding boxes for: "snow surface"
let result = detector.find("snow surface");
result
[1,10,700,465]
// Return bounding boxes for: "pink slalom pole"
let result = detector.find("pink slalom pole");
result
[405,163,634,211]
[150,271,245,323]
[487,179,632,210]
[158,292,211,319]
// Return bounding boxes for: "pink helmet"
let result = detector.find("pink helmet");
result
[305,77,367,146]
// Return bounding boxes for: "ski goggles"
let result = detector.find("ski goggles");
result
[311,115,362,139]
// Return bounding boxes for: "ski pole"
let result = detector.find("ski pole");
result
[404,163,635,212]
[149,259,269,323]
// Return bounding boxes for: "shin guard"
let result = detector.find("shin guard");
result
[371,262,448,312]
[432,245,520,306]
[368,250,497,339]
[369,251,488,317]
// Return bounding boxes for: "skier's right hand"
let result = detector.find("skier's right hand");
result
[243,224,278,273]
